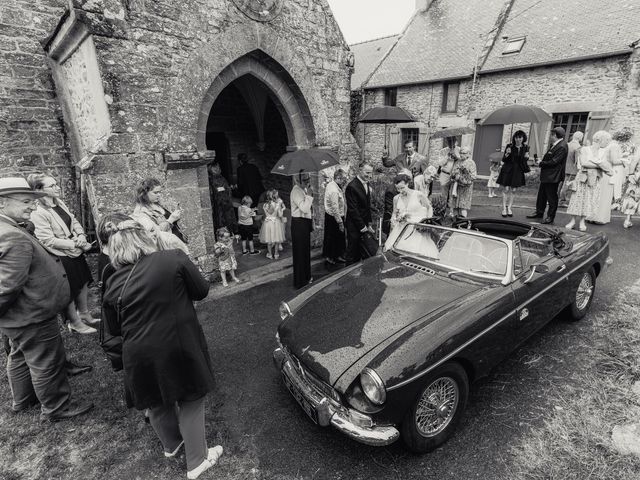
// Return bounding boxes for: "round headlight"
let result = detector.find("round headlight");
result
[279,301,292,321]
[360,368,386,405]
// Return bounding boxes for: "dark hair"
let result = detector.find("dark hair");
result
[512,130,528,144]
[238,153,248,163]
[403,139,414,147]
[97,212,132,245]
[334,169,346,180]
[551,126,566,139]
[135,177,161,206]
[394,173,412,185]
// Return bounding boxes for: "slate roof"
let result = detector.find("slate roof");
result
[365,0,507,88]
[349,35,400,89]
[481,0,638,72]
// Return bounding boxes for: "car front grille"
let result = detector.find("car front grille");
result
[285,350,342,404]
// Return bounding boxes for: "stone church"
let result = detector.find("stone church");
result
[0,0,358,271]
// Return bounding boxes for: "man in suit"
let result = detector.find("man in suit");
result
[382,140,429,177]
[559,131,583,207]
[345,163,374,265]
[527,127,569,224]
[236,153,264,207]
[0,177,93,421]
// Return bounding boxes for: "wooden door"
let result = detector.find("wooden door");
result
[473,124,504,175]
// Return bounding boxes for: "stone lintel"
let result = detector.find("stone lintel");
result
[163,151,209,171]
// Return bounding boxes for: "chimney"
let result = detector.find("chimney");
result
[415,0,433,11]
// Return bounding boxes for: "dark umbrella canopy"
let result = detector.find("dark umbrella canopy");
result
[430,126,475,139]
[271,148,340,176]
[479,104,552,125]
[357,106,417,124]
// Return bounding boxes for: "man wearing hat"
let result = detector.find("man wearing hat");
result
[527,127,569,224]
[0,177,93,421]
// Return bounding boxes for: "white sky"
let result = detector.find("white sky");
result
[326,0,415,44]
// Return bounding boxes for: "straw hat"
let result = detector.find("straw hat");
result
[0,177,47,198]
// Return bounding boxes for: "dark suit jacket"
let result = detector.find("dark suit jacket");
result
[0,216,70,329]
[382,152,429,176]
[345,178,372,232]
[236,163,264,204]
[382,184,396,236]
[539,140,568,184]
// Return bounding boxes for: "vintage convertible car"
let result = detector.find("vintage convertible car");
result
[273,218,611,452]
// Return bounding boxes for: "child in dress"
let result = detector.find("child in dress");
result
[487,156,501,198]
[213,227,239,286]
[274,190,286,251]
[621,157,640,228]
[238,195,260,255]
[259,189,286,259]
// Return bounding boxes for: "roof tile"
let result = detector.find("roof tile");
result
[349,35,400,89]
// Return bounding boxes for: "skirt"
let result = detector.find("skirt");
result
[58,254,93,300]
[259,217,285,244]
[322,213,345,260]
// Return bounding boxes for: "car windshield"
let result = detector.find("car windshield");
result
[392,223,509,276]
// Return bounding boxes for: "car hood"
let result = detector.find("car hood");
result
[278,255,481,387]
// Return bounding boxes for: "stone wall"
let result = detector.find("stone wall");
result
[0,0,76,208]
[19,0,359,267]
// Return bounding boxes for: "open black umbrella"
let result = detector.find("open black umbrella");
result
[357,106,417,124]
[357,106,417,151]
[271,148,339,176]
[479,104,551,125]
[430,126,475,139]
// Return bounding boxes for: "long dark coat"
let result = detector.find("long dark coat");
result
[497,144,528,188]
[102,250,213,409]
[539,140,569,184]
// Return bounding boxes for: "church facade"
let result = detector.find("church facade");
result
[1,0,358,271]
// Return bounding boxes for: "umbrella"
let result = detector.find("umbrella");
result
[271,148,339,176]
[430,126,475,139]
[357,106,417,124]
[479,104,551,125]
[357,106,417,152]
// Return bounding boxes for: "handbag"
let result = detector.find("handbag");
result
[100,262,139,372]
[360,231,379,259]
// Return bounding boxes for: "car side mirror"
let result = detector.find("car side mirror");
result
[523,263,549,284]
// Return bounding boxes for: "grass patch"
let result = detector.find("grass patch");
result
[505,285,640,480]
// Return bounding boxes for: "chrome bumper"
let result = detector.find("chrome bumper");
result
[273,347,399,447]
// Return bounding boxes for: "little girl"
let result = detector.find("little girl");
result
[274,190,286,251]
[238,195,259,255]
[213,227,239,286]
[487,156,501,198]
[259,189,286,259]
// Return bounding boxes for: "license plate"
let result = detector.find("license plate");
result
[282,370,318,424]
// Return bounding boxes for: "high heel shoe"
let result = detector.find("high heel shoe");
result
[67,322,97,335]
[578,220,587,232]
[507,207,513,217]
[77,311,100,326]
[565,220,575,230]
[501,208,508,218]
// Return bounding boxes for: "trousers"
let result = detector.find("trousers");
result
[1,317,70,414]
[535,182,560,220]
[148,396,207,471]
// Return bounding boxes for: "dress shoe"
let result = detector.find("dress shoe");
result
[164,440,184,458]
[67,322,97,335]
[335,257,346,263]
[11,397,39,413]
[187,446,223,479]
[526,212,543,219]
[541,217,554,224]
[501,209,508,218]
[507,207,513,217]
[77,311,101,326]
[40,401,94,423]
[65,361,93,377]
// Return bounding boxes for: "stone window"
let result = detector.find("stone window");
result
[442,82,459,113]
[384,87,397,106]
[502,37,526,55]
[553,112,589,140]
[402,128,420,151]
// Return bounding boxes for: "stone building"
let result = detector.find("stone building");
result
[356,0,640,175]
[1,0,358,271]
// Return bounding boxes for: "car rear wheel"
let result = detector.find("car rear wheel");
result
[401,362,469,453]
[568,267,596,321]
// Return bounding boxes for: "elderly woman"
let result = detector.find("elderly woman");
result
[132,178,188,253]
[101,219,222,479]
[497,130,529,217]
[290,172,314,288]
[587,131,617,225]
[384,172,433,251]
[565,136,613,231]
[448,147,477,218]
[28,173,97,334]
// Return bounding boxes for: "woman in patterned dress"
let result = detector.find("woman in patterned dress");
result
[448,147,477,218]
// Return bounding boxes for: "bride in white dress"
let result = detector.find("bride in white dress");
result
[384,172,433,252]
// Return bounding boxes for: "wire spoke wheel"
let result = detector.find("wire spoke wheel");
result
[575,271,594,311]
[415,376,459,437]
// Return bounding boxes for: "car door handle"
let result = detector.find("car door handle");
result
[556,265,567,273]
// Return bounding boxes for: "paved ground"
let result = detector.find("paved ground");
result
[198,205,640,479]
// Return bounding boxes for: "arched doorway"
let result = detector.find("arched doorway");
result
[200,50,316,250]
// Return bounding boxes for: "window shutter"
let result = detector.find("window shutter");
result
[388,126,401,159]
[418,128,429,155]
[585,111,612,141]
